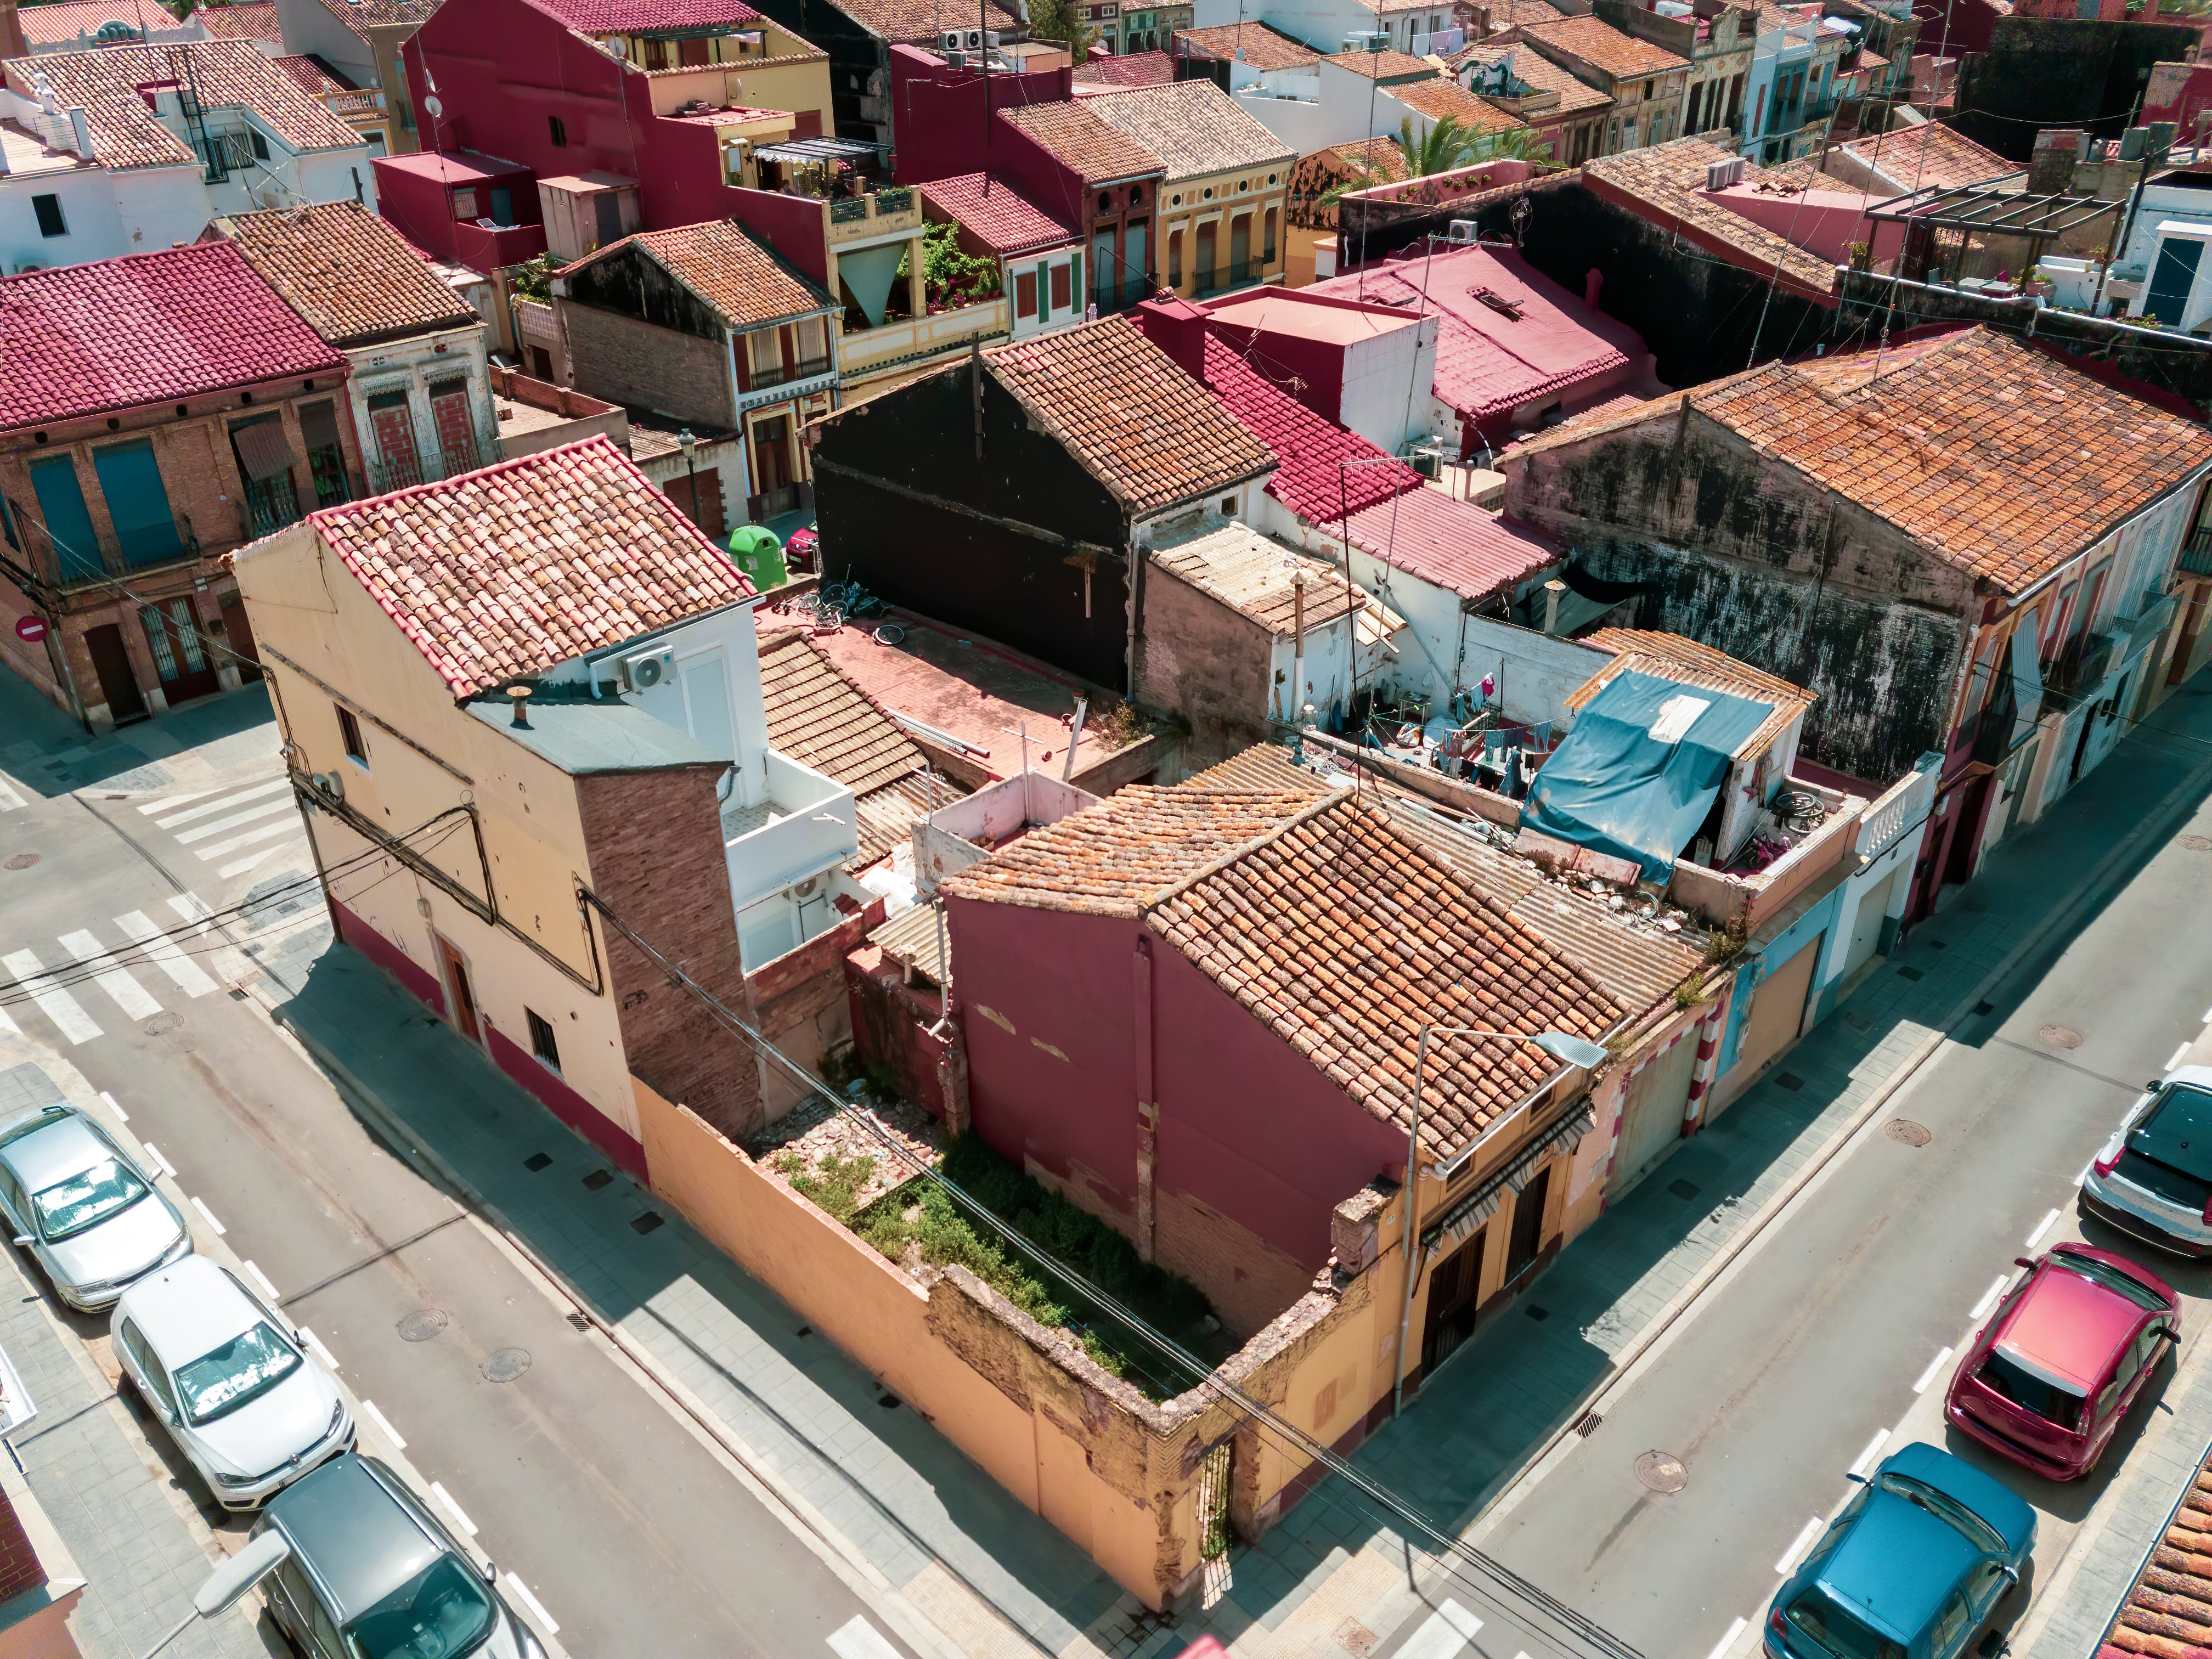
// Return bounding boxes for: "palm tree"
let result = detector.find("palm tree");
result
[1318,115,1542,212]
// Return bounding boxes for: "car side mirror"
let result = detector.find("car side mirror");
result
[1843,1470,1869,1486]
[2162,1325,2182,1342]
[11,1236,30,1248]
[478,1558,496,1584]
[2014,1256,2036,1269]
[2150,1080,2165,1093]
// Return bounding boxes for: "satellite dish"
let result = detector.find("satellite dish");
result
[424,93,443,117]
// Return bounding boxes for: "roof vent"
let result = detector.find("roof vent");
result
[1705,155,1745,190]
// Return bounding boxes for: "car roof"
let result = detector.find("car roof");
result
[1882,1442,2038,1551]
[1817,1486,1978,1643]
[117,1256,259,1361]
[1998,1256,2145,1390]
[267,1457,445,1623]
[0,1112,119,1191]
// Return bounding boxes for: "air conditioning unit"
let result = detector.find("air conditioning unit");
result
[1342,29,1389,50]
[1446,218,1477,243]
[619,646,675,691]
[314,770,345,803]
[944,47,967,64]
[962,27,985,49]
[940,28,963,49]
[983,29,1000,44]
[1705,155,1746,189]
[789,874,822,899]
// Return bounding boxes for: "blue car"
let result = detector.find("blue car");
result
[1765,1443,2036,1659]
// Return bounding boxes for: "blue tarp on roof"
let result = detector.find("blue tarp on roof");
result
[1522,669,1776,880]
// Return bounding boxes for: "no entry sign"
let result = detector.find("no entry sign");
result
[13,616,46,644]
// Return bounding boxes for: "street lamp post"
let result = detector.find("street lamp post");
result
[676,426,700,529]
[1390,1023,1609,1415]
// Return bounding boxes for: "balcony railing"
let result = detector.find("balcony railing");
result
[242,472,302,539]
[724,749,859,911]
[452,219,548,271]
[823,188,923,246]
[2045,631,2121,700]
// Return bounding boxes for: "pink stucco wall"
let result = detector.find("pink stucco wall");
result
[1702,185,1903,267]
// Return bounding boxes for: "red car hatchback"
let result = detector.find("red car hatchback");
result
[1945,1243,2179,1480]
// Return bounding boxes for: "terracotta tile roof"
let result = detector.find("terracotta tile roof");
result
[1582,138,1836,297]
[833,0,1016,41]
[307,0,434,37]
[2095,1448,2212,1659]
[1072,48,1175,86]
[1520,15,1686,80]
[1516,327,2212,595]
[1150,523,1374,635]
[998,97,1163,185]
[272,52,362,101]
[919,171,1078,257]
[1082,79,1295,181]
[1341,488,1559,602]
[985,318,1277,514]
[521,0,763,30]
[1457,40,1612,116]
[305,434,755,698]
[19,0,190,43]
[8,40,362,169]
[0,242,345,432]
[1488,0,1568,26]
[1309,135,1412,185]
[211,201,478,348]
[1325,48,1438,80]
[1385,74,1526,134]
[561,219,834,331]
[189,1,281,40]
[1838,121,2011,190]
[1172,20,1319,69]
[758,629,932,798]
[853,770,961,870]
[1569,627,1814,755]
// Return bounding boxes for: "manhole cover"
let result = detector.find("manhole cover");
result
[481,1347,530,1383]
[140,1012,183,1036]
[2181,836,2212,851]
[3,854,35,871]
[2040,1025,2084,1050]
[1633,1451,1689,1493]
[396,1308,449,1343]
[1884,1118,1933,1147]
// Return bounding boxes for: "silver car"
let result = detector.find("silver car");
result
[2082,1063,2212,1256]
[113,1255,353,1509]
[0,1103,189,1309]
[257,1455,546,1659]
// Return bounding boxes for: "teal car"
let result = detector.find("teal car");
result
[1765,1443,2036,1659]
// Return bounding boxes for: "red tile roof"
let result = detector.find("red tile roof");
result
[1837,121,2010,189]
[189,0,280,38]
[1082,78,1296,180]
[1306,242,1645,425]
[210,200,479,348]
[998,97,1163,185]
[1341,488,1558,602]
[306,435,754,698]
[833,0,1015,40]
[919,172,1078,257]
[2095,1448,2212,1659]
[1194,334,1420,523]
[305,0,434,37]
[1582,138,1836,298]
[1072,48,1175,86]
[1325,47,1439,79]
[521,0,762,30]
[1385,75,1526,136]
[0,242,346,432]
[1171,20,1319,69]
[1520,14,1687,80]
[562,219,835,330]
[19,0,190,43]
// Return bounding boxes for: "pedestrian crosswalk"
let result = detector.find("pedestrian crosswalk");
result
[138,774,305,877]
[0,896,221,1046]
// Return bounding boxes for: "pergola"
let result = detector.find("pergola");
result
[1866,172,2119,281]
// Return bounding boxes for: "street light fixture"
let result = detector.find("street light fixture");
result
[676,426,700,529]
[1390,1022,1610,1413]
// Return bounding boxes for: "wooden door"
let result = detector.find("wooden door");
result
[436,936,481,1044]
[84,623,146,724]
[140,600,219,704]
[219,590,263,682]
[1504,1164,1551,1285]
[1419,1229,1484,1375]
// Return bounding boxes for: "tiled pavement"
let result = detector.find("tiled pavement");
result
[263,686,2212,1659]
[0,1062,275,1659]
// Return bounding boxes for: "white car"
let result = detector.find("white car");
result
[2082,1062,2212,1257]
[111,1255,354,1509]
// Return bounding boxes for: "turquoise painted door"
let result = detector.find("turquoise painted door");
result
[28,455,100,580]
[91,441,182,568]
[2145,235,2204,326]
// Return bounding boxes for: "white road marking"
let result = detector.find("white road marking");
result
[429,1481,478,1536]
[0,775,24,812]
[297,1327,338,1372]
[1704,1617,1748,1659]
[499,1573,557,1636]
[97,1090,125,1122]
[140,1142,176,1180]
[139,787,225,815]
[1395,1598,1484,1659]
[1,947,100,1044]
[57,929,161,1020]
[112,912,218,998]
[241,1260,279,1301]
[1971,1274,2009,1320]
[188,1196,226,1235]
[165,894,213,932]
[172,798,291,845]
[1775,1515,1826,1576]
[217,842,298,879]
[2168,1041,2193,1072]
[826,1617,902,1659]
[1913,1346,1956,1395]
[195,820,300,861]
[2025,1208,2061,1250]
[2077,1159,2095,1186]
[359,1397,406,1450]
[153,778,289,829]
[1848,1428,1891,1480]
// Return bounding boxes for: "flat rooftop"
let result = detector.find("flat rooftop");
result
[1205,291,1422,346]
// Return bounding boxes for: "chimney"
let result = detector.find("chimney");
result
[66,106,93,161]
[1584,266,1603,309]
[506,685,533,727]
[1542,578,1565,635]
[0,0,25,65]
[2027,126,2083,195]
[1135,296,1208,383]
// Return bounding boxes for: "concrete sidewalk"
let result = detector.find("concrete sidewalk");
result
[257,683,2212,1659]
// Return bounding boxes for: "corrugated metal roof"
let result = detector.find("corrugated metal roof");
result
[872,899,947,986]
[1340,487,1558,602]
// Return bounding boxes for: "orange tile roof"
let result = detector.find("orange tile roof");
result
[1569,628,1814,756]
[1515,327,2212,595]
[1839,121,2011,190]
[1171,20,1319,69]
[2095,1448,2212,1659]
[211,201,478,348]
[832,0,1016,40]
[1325,48,1439,79]
[1520,14,1687,80]
[561,219,834,331]
[306,0,434,41]
[985,318,1277,514]
[998,97,1163,185]
[919,171,1078,256]
[1071,48,1176,86]
[1082,78,1296,181]
[189,0,281,37]
[306,434,755,697]
[20,0,191,43]
[758,629,930,798]
[1386,73,1526,136]
[1582,137,1835,296]
[1456,40,1613,117]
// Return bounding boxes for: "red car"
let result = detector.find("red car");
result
[1945,1242,2178,1480]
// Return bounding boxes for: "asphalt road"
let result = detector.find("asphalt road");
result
[0,735,921,1659]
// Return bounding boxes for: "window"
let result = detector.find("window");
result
[29,454,101,580]
[1167,228,1182,287]
[452,186,479,221]
[31,194,64,238]
[249,127,269,161]
[427,377,479,477]
[1784,1591,1903,1659]
[91,440,182,567]
[549,114,568,146]
[526,1008,562,1071]
[1220,496,1235,512]
[1049,259,1071,312]
[1928,1590,1972,1659]
[337,704,368,766]
[794,315,828,371]
[1015,268,1038,319]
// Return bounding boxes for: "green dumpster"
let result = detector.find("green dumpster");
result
[727,524,787,590]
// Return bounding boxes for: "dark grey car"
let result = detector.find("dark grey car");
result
[253,1456,543,1659]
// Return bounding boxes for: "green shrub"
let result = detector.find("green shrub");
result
[780,1152,877,1224]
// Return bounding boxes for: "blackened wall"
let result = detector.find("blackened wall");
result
[812,359,1137,688]
[1952,19,2203,160]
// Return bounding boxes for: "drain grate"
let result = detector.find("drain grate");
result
[630,1212,664,1234]
[1573,1410,1603,1438]
[481,1347,531,1383]
[397,1308,449,1343]
[565,1311,589,1331]
[1633,1451,1689,1493]
[1842,1011,1870,1032]
[581,1170,613,1191]
[1525,1304,1549,1321]
[1897,966,1925,981]
[141,1012,182,1036]
[1775,1073,1805,1092]
[1668,1178,1700,1200]
[2040,1025,2084,1050]
[1884,1119,1932,1147]
[523,1153,552,1171]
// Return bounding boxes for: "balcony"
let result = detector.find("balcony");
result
[825,187,919,247]
[452,218,548,270]
[839,296,1009,383]
[2045,630,2121,700]
[723,748,859,912]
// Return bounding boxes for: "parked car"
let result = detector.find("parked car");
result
[254,1454,545,1659]
[1944,1243,2177,1480]
[1765,1443,2035,1659]
[2081,1065,2212,1256]
[0,1102,189,1310]
[112,1255,353,1509]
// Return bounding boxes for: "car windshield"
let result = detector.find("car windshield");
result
[1977,1348,2086,1430]
[345,1553,496,1659]
[30,1157,148,1242]
[1876,1472,2010,1554]
[1784,1589,1904,1659]
[2053,1252,2171,1312]
[171,1323,301,1426]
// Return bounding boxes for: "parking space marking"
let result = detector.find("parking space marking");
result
[1705,1616,1748,1659]
[297,1327,338,1371]
[2169,1041,2193,1072]
[1774,1515,1825,1577]
[241,1260,279,1300]
[98,1090,125,1122]
[1912,1346,1955,1395]
[430,1481,478,1536]
[1395,1598,1483,1659]
[1847,1428,1890,1480]
[827,1617,901,1659]
[1971,1275,2008,1320]
[2024,1208,2060,1249]
[140,1142,176,1180]
[500,1574,558,1636]
[359,1398,405,1450]
[188,1197,226,1235]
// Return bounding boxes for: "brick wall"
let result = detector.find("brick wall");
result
[1135,567,1273,772]
[0,1487,47,1607]
[558,302,736,429]
[574,764,766,1139]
